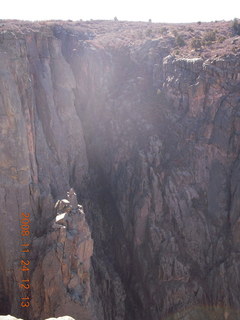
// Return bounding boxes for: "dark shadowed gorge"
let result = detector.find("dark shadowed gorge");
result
[0,20,240,320]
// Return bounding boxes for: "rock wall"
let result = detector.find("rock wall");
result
[0,22,240,320]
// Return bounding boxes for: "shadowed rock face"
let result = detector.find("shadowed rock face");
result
[0,22,240,320]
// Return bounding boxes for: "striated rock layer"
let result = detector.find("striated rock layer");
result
[0,21,240,320]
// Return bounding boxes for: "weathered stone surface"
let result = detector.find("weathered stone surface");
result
[0,20,240,320]
[30,190,93,320]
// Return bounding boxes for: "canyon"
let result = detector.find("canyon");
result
[0,20,240,320]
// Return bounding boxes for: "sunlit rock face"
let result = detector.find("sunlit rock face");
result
[0,21,240,320]
[30,189,93,320]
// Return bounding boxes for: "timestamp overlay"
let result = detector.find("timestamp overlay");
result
[19,212,31,308]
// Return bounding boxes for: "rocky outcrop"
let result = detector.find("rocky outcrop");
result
[30,189,93,320]
[0,20,240,320]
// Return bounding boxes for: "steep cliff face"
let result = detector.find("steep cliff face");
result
[0,20,240,320]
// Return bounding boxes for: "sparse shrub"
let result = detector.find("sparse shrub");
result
[175,34,186,47]
[197,21,201,25]
[203,30,216,43]
[232,18,240,35]
[114,16,118,22]
[191,38,202,49]
[149,19,152,23]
